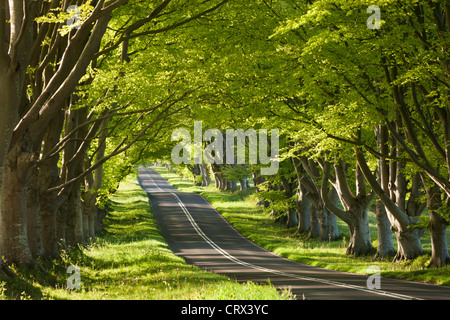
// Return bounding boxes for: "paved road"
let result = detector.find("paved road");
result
[137,167,450,300]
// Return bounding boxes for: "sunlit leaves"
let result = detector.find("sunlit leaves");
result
[35,3,94,36]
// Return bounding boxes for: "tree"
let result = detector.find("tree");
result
[264,0,450,263]
[0,0,230,267]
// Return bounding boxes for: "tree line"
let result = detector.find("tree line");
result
[0,0,449,278]
[167,0,450,268]
[0,0,230,275]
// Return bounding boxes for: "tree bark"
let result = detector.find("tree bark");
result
[356,148,424,260]
[295,186,310,234]
[322,161,374,256]
[239,178,247,191]
[346,205,373,256]
[39,110,64,259]
[373,125,396,259]
[422,178,450,267]
[324,188,341,241]
[200,163,210,187]
[308,195,321,239]
[292,157,310,234]
[0,139,35,265]
[65,183,85,247]
[27,166,44,260]
[373,197,396,260]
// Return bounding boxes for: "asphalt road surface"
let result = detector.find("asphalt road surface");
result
[137,167,450,300]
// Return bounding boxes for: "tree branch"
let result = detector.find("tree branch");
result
[321,161,352,224]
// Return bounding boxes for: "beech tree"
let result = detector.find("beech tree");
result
[0,0,229,267]
[266,0,449,264]
[178,0,449,263]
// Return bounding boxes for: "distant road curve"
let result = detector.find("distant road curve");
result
[138,167,450,300]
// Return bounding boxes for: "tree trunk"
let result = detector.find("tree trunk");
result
[0,143,35,266]
[239,178,247,191]
[373,125,396,260]
[323,188,341,241]
[373,198,396,259]
[285,208,298,229]
[428,210,450,267]
[40,196,61,259]
[356,148,425,260]
[65,183,85,247]
[393,226,424,261]
[308,195,321,239]
[57,203,67,249]
[39,110,64,259]
[27,167,44,259]
[428,211,450,268]
[200,163,210,187]
[211,163,224,190]
[322,161,373,256]
[83,164,97,241]
[346,208,374,256]
[296,187,310,234]
[326,210,341,241]
[424,181,450,267]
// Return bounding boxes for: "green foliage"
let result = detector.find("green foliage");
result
[221,165,251,182]
[36,3,94,35]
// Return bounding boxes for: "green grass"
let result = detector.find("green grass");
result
[154,166,450,287]
[0,175,292,300]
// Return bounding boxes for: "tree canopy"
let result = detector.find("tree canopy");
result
[0,0,449,277]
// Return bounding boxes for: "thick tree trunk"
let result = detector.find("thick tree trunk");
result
[346,213,373,256]
[356,148,425,260]
[373,125,396,260]
[393,226,424,261]
[0,143,35,265]
[373,198,396,259]
[40,196,61,259]
[322,161,373,256]
[239,178,247,191]
[425,183,450,267]
[65,183,85,247]
[39,110,65,259]
[428,210,450,267]
[60,106,86,247]
[326,210,341,241]
[308,195,321,239]
[27,167,44,259]
[285,208,298,229]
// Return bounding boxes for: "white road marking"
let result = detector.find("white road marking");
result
[144,168,421,300]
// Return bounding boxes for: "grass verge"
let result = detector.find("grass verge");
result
[153,166,450,287]
[0,174,291,300]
